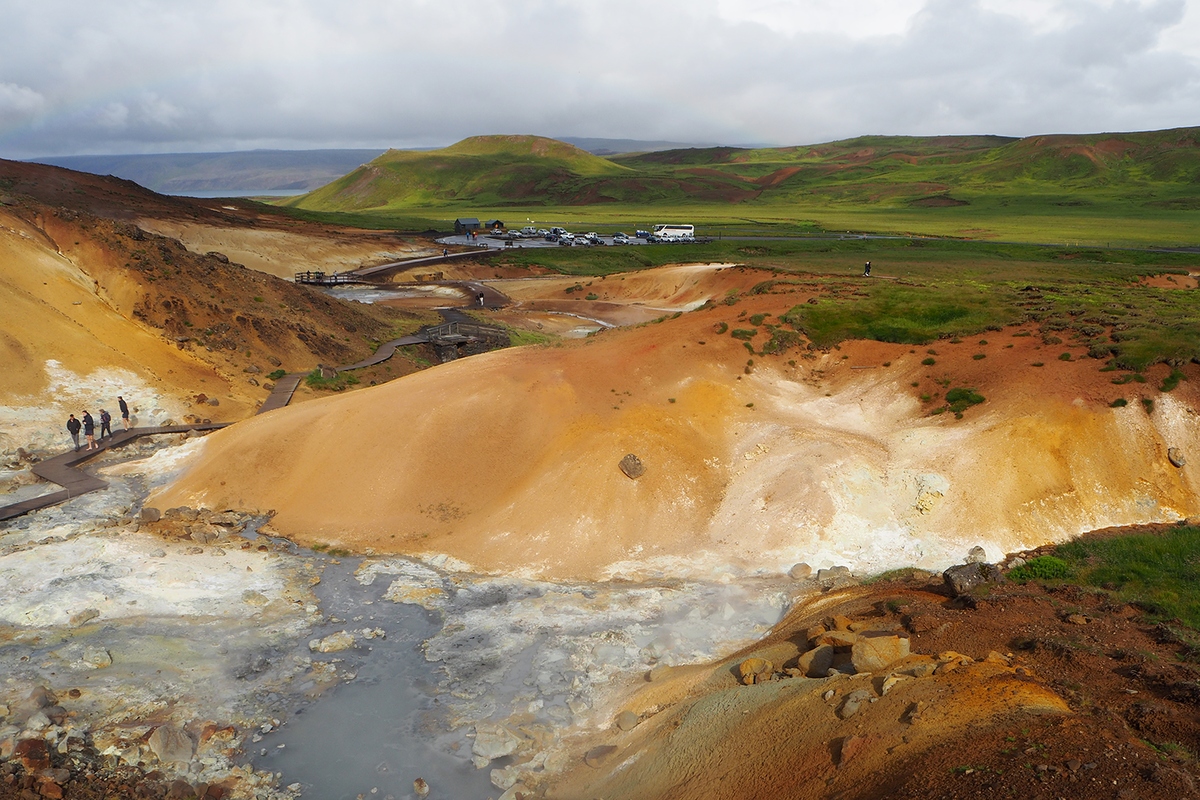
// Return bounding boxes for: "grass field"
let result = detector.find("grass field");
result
[1012,526,1200,632]
[271,199,1200,249]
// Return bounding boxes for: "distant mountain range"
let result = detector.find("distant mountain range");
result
[26,138,707,195]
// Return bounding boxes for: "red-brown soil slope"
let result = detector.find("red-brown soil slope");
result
[154,267,1200,582]
[0,161,426,450]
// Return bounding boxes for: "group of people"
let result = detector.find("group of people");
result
[66,396,130,452]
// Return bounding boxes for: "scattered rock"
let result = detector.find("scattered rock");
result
[905,700,928,724]
[797,645,834,678]
[76,646,112,669]
[615,710,639,731]
[16,737,50,771]
[147,725,194,765]
[1066,613,1090,625]
[1168,447,1186,468]
[207,398,220,406]
[618,453,645,479]
[414,777,430,797]
[308,631,355,653]
[838,689,873,720]
[244,364,262,374]
[830,615,854,631]
[813,630,857,648]
[473,723,522,761]
[851,634,911,674]
[788,562,812,580]
[738,658,774,685]
[965,545,987,563]
[140,507,162,523]
[837,734,867,766]
[584,745,618,769]
[943,562,1004,597]
[817,566,852,585]
[166,779,197,799]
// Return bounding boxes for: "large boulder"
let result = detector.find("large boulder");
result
[943,562,1004,597]
[796,645,834,678]
[850,634,911,673]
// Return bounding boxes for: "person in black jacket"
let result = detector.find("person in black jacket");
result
[118,396,130,430]
[82,411,96,450]
[99,409,112,440]
[67,414,81,452]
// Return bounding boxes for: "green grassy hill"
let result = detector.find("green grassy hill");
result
[289,129,1200,212]
[283,130,1200,245]
[290,135,636,211]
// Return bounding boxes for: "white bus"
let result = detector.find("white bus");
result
[651,224,694,241]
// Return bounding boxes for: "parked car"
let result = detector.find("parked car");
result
[613,232,629,244]
[520,226,538,236]
[635,230,649,238]
[545,234,559,242]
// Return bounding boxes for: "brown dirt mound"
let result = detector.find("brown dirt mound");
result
[542,563,1200,799]
[153,267,1200,581]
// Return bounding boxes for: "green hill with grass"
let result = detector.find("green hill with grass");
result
[286,129,1200,218]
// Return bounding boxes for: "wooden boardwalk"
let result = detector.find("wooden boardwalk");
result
[0,423,227,522]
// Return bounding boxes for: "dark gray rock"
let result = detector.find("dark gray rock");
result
[139,507,162,523]
[943,562,1004,597]
[1169,448,1186,468]
[619,454,645,479]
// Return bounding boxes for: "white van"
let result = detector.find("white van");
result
[652,224,695,241]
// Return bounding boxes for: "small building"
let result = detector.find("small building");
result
[454,218,481,234]
[485,219,505,231]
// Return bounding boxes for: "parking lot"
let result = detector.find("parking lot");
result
[436,229,648,250]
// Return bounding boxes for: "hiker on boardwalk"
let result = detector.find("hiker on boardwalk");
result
[863,261,872,277]
[67,414,81,452]
[478,292,485,307]
[82,411,96,450]
[99,409,112,440]
[118,396,130,430]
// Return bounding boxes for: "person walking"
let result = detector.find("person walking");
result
[99,409,112,440]
[863,261,872,277]
[118,396,130,430]
[82,410,96,450]
[67,414,81,452]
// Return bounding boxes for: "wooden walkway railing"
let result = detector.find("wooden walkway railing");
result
[0,423,228,522]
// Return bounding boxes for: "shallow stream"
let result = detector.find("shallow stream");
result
[0,435,795,799]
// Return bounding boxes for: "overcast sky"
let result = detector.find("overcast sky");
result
[1,0,1198,158]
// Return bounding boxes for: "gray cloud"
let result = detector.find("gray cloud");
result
[0,0,1196,158]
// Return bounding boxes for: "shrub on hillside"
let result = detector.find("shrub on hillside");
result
[1008,555,1071,583]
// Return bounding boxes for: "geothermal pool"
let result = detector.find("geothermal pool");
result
[0,435,794,799]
